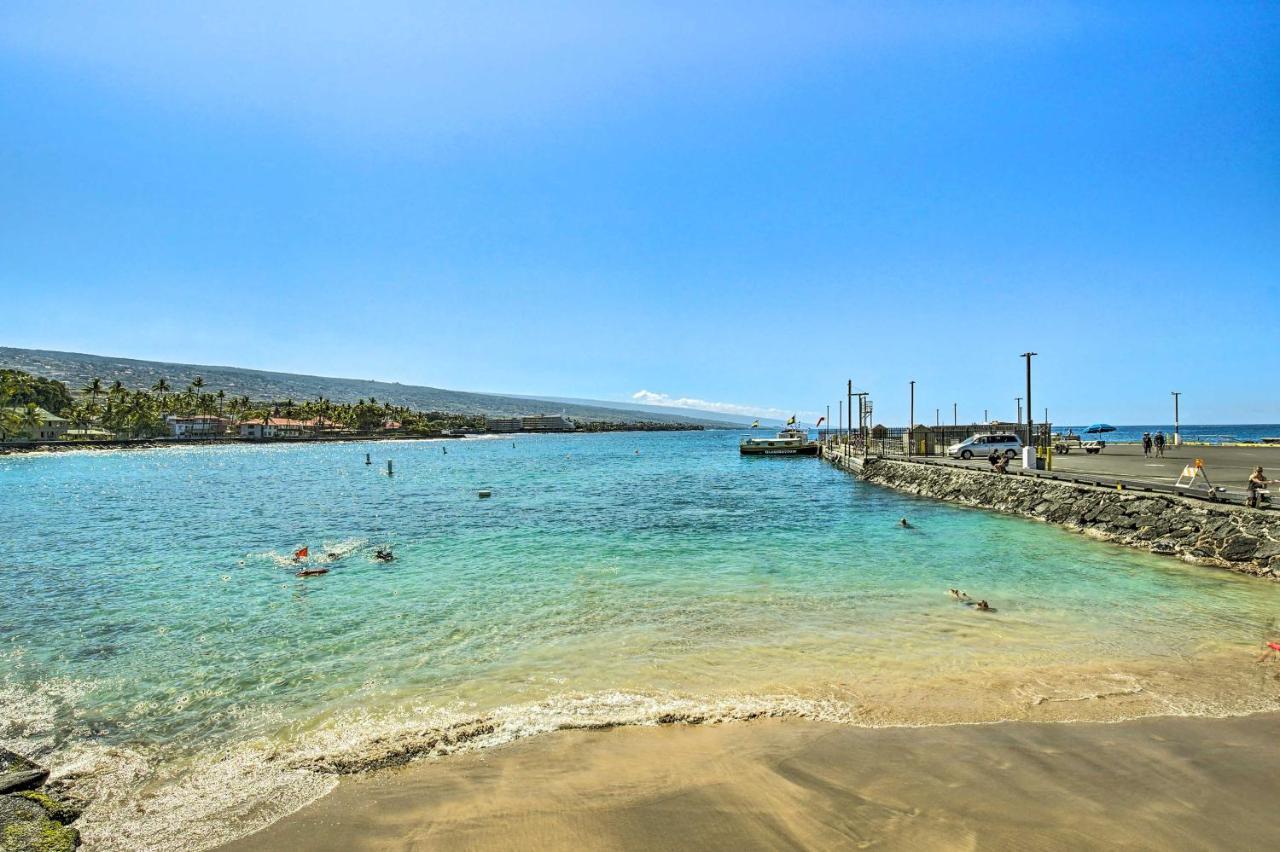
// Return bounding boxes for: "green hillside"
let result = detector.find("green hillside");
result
[0,347,739,427]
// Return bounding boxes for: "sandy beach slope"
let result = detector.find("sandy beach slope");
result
[220,712,1280,851]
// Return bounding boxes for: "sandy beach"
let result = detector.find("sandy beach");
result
[220,712,1280,851]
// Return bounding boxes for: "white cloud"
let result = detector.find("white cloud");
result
[632,390,817,422]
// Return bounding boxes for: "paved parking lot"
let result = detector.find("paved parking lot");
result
[924,442,1280,504]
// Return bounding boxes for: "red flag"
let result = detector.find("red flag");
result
[294,546,309,560]
[815,416,826,427]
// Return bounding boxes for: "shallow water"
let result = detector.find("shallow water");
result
[1,431,1278,849]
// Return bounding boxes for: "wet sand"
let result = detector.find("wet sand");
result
[221,712,1280,851]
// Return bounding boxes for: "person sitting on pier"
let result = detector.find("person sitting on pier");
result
[1246,467,1275,509]
[987,448,1001,468]
[992,453,1010,475]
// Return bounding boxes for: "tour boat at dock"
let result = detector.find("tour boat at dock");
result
[739,428,817,456]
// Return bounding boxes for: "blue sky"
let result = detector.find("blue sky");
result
[2,1,1277,424]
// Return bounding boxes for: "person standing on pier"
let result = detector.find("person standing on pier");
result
[1154,432,1166,457]
[1142,433,1152,457]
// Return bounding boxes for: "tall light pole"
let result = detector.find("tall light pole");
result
[1022,352,1037,449]
[1172,391,1181,446]
[953,402,957,427]
[1016,397,1022,428]
[847,379,853,447]
[908,381,915,458]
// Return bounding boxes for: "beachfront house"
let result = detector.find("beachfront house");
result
[238,417,319,439]
[166,415,232,438]
[1,406,69,442]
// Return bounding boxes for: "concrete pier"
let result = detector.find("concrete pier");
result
[821,445,1280,580]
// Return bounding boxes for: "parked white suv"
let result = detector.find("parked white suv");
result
[948,433,1023,460]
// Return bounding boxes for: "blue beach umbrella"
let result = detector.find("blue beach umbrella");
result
[1084,423,1116,435]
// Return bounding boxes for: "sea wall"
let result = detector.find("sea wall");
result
[824,452,1280,579]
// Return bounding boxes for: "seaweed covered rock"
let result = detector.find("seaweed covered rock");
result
[13,791,82,826]
[0,794,80,852]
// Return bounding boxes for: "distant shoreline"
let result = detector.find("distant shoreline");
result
[0,428,711,456]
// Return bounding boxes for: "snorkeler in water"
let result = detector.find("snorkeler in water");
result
[899,518,911,528]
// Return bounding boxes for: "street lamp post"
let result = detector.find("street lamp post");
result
[953,402,957,427]
[908,381,915,458]
[1021,352,1037,451]
[1016,397,1022,429]
[1172,391,1181,446]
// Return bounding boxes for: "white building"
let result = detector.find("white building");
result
[166,415,231,438]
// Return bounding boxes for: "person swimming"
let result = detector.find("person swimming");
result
[374,547,394,562]
[974,599,991,611]
[949,588,971,600]
[900,518,911,528]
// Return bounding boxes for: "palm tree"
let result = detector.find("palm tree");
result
[83,377,103,406]
[18,403,42,438]
[152,378,171,411]
[0,407,21,441]
[216,389,226,417]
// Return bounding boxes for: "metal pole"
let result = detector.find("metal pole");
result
[953,402,957,427]
[847,379,852,450]
[1022,352,1037,450]
[908,381,915,458]
[1015,397,1022,430]
[826,404,830,443]
[838,400,842,448]
[1172,391,1181,446]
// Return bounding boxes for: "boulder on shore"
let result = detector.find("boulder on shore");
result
[0,749,48,795]
[0,794,80,851]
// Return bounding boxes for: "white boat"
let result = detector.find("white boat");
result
[739,428,817,456]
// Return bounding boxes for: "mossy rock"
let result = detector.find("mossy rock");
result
[0,795,80,852]
[13,791,81,826]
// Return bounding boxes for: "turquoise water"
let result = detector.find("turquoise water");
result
[2,431,1278,849]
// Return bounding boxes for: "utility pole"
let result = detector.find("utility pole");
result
[855,391,869,456]
[847,379,853,448]
[984,409,988,423]
[953,402,957,427]
[1022,352,1037,449]
[825,404,830,442]
[1172,391,1181,446]
[908,380,915,458]
[838,400,842,448]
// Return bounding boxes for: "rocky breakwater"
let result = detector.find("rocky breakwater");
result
[847,457,1280,579]
[1,748,81,851]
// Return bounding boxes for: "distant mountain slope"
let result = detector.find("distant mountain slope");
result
[0,347,740,427]
[510,394,783,428]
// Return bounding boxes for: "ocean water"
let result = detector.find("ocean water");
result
[2,431,1279,850]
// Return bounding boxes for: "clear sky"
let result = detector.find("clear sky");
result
[2,2,1277,425]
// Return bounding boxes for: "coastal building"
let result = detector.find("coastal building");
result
[485,417,522,433]
[521,413,576,432]
[166,415,232,438]
[64,427,114,441]
[238,417,319,439]
[1,406,69,441]
[484,414,577,433]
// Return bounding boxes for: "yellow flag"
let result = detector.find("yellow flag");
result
[787,415,796,425]
[750,420,760,428]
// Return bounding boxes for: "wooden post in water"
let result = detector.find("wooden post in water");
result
[387,460,394,476]
[365,453,371,465]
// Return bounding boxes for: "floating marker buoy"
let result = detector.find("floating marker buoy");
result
[387,460,394,476]
[365,453,371,465]
[478,490,492,498]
